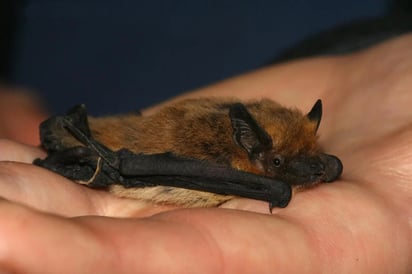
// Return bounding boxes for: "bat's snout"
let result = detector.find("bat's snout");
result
[286,153,343,185]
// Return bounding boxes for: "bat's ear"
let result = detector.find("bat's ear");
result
[229,103,272,158]
[307,99,322,133]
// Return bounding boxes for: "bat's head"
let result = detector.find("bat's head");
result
[229,99,343,186]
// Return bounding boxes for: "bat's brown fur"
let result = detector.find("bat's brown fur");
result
[81,98,320,207]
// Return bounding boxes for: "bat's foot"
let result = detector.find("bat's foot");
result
[34,146,97,181]
[35,145,124,188]
[36,104,124,188]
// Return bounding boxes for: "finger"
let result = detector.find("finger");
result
[0,200,113,273]
[0,201,222,273]
[0,201,324,273]
[0,162,98,215]
[0,161,179,217]
[0,139,45,163]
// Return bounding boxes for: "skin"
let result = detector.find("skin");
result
[0,34,411,273]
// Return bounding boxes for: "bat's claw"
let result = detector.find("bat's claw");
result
[268,199,289,213]
[268,184,291,213]
[269,203,274,214]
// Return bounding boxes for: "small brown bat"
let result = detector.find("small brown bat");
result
[34,97,342,210]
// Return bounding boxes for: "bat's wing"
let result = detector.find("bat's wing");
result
[116,150,291,209]
[34,105,292,210]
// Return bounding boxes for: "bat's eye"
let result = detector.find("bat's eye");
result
[272,156,284,168]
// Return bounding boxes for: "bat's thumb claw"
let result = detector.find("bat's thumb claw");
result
[268,198,289,213]
[269,202,274,214]
[268,184,292,212]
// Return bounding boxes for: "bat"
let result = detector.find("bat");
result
[34,97,343,211]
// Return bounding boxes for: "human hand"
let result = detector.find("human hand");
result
[0,35,411,273]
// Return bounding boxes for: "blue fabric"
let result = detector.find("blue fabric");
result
[11,1,387,114]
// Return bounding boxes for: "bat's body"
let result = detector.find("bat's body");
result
[35,98,343,209]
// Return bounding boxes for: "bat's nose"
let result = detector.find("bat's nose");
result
[287,154,342,184]
[319,153,343,182]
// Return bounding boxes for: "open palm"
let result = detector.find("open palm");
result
[0,35,411,273]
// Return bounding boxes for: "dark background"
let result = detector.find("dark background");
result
[1,1,411,115]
